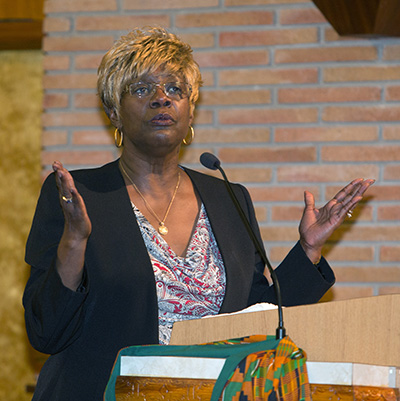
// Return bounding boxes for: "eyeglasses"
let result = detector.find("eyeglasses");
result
[125,82,192,100]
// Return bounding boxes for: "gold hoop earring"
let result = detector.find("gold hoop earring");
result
[114,128,123,148]
[183,126,194,145]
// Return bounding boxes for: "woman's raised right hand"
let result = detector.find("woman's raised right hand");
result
[53,161,92,290]
[53,160,92,240]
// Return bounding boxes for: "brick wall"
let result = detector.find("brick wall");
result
[42,0,400,301]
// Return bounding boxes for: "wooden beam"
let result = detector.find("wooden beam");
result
[0,21,43,50]
[312,0,400,37]
[0,0,44,50]
[0,0,44,20]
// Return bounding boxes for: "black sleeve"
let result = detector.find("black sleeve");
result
[23,173,89,354]
[235,184,335,308]
[248,241,335,307]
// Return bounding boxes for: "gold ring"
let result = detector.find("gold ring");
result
[62,195,73,203]
[346,210,353,218]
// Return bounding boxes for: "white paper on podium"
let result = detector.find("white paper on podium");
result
[120,356,226,379]
[202,302,278,319]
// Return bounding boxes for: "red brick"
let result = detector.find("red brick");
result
[278,87,381,104]
[42,130,68,146]
[278,165,379,183]
[124,0,218,10]
[280,8,326,25]
[74,93,101,109]
[275,126,378,142]
[194,127,270,143]
[276,46,377,64]
[192,109,213,125]
[43,55,70,71]
[219,68,318,86]
[43,93,69,109]
[335,267,400,282]
[43,36,115,52]
[271,205,303,221]
[179,147,214,165]
[249,185,320,202]
[42,111,107,127]
[42,150,115,166]
[380,246,400,262]
[269,245,295,263]
[384,165,400,180]
[324,66,400,83]
[200,89,270,105]
[269,244,365,265]
[326,185,400,202]
[176,11,274,28]
[219,107,318,124]
[75,15,170,31]
[180,33,215,49]
[195,50,269,68]
[72,129,114,146]
[383,45,400,61]
[43,17,71,32]
[260,225,299,242]
[321,247,375,263]
[378,205,400,221]
[222,167,272,183]
[379,287,400,295]
[254,206,267,223]
[383,126,400,140]
[199,71,215,87]
[43,74,97,90]
[219,146,316,163]
[386,86,400,101]
[220,28,317,47]
[329,226,400,242]
[323,27,345,42]
[323,106,400,122]
[45,0,117,13]
[346,205,374,221]
[75,54,103,70]
[322,145,400,162]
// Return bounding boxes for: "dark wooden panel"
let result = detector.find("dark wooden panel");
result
[0,0,44,20]
[0,0,44,50]
[312,0,400,37]
[0,21,43,50]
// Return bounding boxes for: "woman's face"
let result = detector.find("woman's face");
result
[114,70,194,158]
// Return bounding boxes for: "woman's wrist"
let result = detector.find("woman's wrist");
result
[299,239,322,265]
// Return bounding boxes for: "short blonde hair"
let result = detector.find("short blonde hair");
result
[97,27,202,120]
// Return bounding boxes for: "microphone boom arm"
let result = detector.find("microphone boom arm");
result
[216,166,286,339]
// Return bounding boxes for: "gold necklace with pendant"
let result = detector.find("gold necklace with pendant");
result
[119,161,181,236]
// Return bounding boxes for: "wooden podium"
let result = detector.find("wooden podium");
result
[170,294,400,366]
[114,295,400,400]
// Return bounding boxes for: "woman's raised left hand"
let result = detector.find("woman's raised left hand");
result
[299,178,375,264]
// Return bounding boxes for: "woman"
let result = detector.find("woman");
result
[23,27,374,401]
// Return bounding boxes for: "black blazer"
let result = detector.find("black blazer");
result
[23,160,334,401]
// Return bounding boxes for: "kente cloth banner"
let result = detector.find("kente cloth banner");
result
[104,334,310,401]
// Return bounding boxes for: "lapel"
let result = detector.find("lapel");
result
[184,168,256,313]
[77,160,156,292]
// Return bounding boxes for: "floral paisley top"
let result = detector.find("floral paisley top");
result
[132,203,226,344]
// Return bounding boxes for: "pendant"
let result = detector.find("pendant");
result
[158,223,168,236]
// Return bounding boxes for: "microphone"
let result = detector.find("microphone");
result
[200,152,286,340]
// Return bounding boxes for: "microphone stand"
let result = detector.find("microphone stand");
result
[201,153,286,339]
